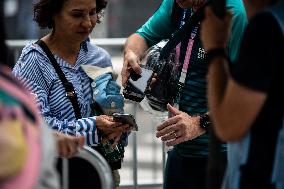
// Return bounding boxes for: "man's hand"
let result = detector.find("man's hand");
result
[121,50,142,86]
[201,7,232,51]
[53,131,85,158]
[156,104,206,146]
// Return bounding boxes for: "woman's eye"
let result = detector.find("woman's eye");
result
[72,13,83,18]
[89,11,96,16]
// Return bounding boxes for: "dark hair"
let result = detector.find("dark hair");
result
[33,0,107,29]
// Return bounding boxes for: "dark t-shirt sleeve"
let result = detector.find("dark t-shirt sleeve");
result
[232,12,282,93]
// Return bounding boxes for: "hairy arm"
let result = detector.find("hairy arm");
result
[124,33,149,61]
[121,0,174,85]
[207,57,266,141]
[201,9,273,142]
[121,34,149,85]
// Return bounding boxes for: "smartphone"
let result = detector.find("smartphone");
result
[129,67,153,93]
[123,67,154,102]
[113,113,138,131]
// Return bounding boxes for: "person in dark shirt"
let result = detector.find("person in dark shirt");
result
[201,0,284,188]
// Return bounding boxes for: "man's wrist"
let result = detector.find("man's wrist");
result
[199,113,211,132]
[206,48,230,64]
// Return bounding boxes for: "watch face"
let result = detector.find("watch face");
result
[200,114,211,130]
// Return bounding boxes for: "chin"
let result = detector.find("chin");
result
[78,33,90,39]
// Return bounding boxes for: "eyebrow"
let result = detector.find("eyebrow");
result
[71,9,84,12]
[71,8,96,12]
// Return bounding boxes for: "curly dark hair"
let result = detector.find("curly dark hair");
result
[33,0,107,29]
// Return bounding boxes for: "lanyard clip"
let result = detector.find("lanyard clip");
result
[66,91,75,97]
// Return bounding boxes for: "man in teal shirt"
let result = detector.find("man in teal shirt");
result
[121,0,247,188]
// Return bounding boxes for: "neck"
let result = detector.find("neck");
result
[42,33,81,66]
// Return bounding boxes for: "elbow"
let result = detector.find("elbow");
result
[215,128,240,142]
[213,118,248,142]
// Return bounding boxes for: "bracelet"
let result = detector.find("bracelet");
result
[199,113,211,132]
[206,48,230,64]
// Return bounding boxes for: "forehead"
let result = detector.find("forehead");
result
[63,0,97,10]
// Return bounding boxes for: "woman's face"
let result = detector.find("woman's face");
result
[175,0,205,9]
[53,0,97,43]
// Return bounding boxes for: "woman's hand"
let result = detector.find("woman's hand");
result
[156,104,206,146]
[53,131,85,158]
[96,115,130,134]
[201,7,233,51]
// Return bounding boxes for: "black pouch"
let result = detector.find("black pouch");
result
[91,103,125,169]
[97,140,125,164]
[144,40,180,111]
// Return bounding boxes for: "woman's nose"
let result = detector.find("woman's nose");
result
[81,15,93,28]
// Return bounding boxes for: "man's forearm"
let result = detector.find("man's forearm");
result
[207,56,229,110]
[207,56,229,138]
[124,33,149,60]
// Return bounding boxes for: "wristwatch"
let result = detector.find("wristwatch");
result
[199,113,211,132]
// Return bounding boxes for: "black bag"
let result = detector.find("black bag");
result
[144,40,179,111]
[144,3,208,112]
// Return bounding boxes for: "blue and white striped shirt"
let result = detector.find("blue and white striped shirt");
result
[13,40,113,146]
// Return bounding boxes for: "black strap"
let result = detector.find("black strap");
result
[160,1,210,59]
[35,40,82,119]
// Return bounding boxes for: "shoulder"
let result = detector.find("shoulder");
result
[247,12,282,40]
[152,0,174,21]
[84,40,112,68]
[163,0,174,12]
[226,0,247,20]
[225,0,247,63]
[18,42,49,62]
[12,42,56,86]
[245,11,283,51]
[13,42,51,74]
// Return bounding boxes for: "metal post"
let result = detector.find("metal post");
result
[62,159,69,189]
[162,142,166,182]
[132,103,138,189]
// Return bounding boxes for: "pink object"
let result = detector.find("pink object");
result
[0,70,42,189]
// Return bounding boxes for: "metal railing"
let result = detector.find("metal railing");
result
[60,146,114,189]
[6,38,126,64]
[6,38,165,189]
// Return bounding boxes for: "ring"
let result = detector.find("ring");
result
[173,132,177,139]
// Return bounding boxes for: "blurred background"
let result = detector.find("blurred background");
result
[3,0,166,188]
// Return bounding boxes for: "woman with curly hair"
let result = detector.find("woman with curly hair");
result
[13,0,129,188]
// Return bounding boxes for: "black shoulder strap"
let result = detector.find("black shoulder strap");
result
[160,1,211,60]
[171,2,183,29]
[35,40,82,119]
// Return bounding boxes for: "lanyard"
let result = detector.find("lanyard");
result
[173,9,199,108]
